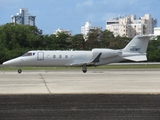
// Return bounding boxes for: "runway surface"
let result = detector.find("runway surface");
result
[0,69,160,119]
[0,94,160,120]
[0,69,160,94]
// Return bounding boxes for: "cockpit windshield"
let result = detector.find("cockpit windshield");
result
[22,52,35,57]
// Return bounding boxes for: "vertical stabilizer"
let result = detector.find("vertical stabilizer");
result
[122,35,154,53]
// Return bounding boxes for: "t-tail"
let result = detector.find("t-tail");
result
[122,34,156,62]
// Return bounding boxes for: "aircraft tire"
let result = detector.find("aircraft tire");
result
[83,70,87,73]
[18,69,22,74]
[82,65,87,73]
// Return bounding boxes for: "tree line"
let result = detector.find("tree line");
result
[0,23,160,64]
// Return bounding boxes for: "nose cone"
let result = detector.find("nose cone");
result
[2,58,21,66]
[3,60,14,66]
[2,61,8,66]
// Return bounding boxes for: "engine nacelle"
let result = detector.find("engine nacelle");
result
[92,48,121,59]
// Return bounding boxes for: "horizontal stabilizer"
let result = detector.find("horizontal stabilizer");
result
[124,55,147,62]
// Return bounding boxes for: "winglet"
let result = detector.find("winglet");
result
[92,53,102,63]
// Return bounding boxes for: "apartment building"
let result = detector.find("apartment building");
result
[154,27,160,35]
[11,8,36,26]
[53,28,72,36]
[106,14,157,38]
[81,21,102,41]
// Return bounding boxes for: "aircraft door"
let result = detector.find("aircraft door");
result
[37,52,44,60]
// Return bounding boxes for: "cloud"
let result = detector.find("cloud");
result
[97,0,109,5]
[76,0,93,7]
[0,0,22,5]
[0,0,23,9]
[101,13,119,22]
[85,13,95,21]
[128,0,139,5]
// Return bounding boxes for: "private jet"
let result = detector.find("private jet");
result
[2,34,155,73]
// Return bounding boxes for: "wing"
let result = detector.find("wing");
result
[70,53,102,66]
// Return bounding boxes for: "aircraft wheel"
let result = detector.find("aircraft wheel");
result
[82,65,87,73]
[18,69,22,74]
[83,70,87,73]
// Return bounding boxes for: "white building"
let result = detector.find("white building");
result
[11,8,36,26]
[154,27,160,36]
[53,28,72,36]
[81,21,102,41]
[106,14,157,38]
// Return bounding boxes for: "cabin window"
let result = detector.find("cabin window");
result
[33,53,35,55]
[59,55,62,58]
[65,55,68,58]
[53,55,56,58]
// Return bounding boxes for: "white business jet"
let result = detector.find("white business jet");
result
[2,34,155,73]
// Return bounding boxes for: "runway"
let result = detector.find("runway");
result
[0,69,160,119]
[0,69,160,94]
[0,94,160,120]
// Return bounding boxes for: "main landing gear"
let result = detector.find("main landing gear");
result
[82,65,87,73]
[18,69,22,74]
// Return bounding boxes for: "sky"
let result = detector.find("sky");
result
[0,0,160,35]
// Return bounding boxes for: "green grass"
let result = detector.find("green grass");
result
[0,64,160,71]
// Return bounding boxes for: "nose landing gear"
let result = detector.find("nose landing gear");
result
[18,69,22,74]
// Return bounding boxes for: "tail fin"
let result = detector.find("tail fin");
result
[122,34,156,62]
[122,34,155,53]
